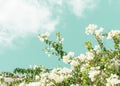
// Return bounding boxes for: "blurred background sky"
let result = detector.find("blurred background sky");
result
[0,0,120,72]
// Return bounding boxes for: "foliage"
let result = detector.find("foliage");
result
[0,24,120,86]
[38,32,67,59]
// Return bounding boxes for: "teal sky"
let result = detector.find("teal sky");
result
[0,0,120,72]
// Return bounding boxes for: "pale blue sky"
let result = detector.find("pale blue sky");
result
[0,0,120,72]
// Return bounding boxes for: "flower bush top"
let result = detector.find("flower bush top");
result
[0,24,120,86]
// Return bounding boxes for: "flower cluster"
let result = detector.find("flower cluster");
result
[107,30,120,39]
[88,66,100,82]
[86,24,104,40]
[85,24,97,35]
[63,52,74,64]
[38,32,50,42]
[38,32,67,59]
[106,74,120,86]
[0,24,120,86]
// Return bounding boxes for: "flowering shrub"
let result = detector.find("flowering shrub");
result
[0,24,120,86]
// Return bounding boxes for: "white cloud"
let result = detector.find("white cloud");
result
[0,0,98,48]
[68,0,97,17]
[0,0,52,33]
[0,0,58,47]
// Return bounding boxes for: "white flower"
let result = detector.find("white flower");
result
[46,82,55,86]
[35,75,40,80]
[95,28,104,40]
[38,32,50,42]
[61,67,72,74]
[63,55,71,64]
[62,52,74,64]
[49,73,63,83]
[40,65,46,72]
[94,45,100,54]
[70,59,79,67]
[80,63,89,72]
[88,67,100,82]
[39,37,45,42]
[33,65,38,70]
[95,27,104,36]
[107,30,120,39]
[78,54,86,62]
[29,64,38,70]
[68,52,74,57]
[37,73,50,86]
[86,52,94,61]
[85,24,97,35]
[111,58,120,70]
[75,52,94,63]
[106,74,120,86]
[51,67,72,74]
[38,34,45,42]
[94,45,100,50]
[40,73,49,79]
[49,68,72,83]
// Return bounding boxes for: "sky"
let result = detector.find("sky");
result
[0,0,120,72]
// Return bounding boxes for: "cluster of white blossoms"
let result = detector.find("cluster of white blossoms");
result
[38,32,50,42]
[111,58,120,67]
[70,58,80,68]
[18,67,72,86]
[93,45,100,54]
[107,30,120,39]
[18,72,55,86]
[0,68,72,86]
[29,65,38,70]
[63,51,95,69]
[85,24,97,35]
[0,25,120,86]
[35,72,53,86]
[106,74,120,86]
[94,27,104,40]
[85,52,94,61]
[86,24,120,40]
[63,52,74,64]
[77,51,94,63]
[88,66,100,82]
[86,24,104,40]
[0,77,23,86]
[63,51,94,68]
[48,68,72,83]
[80,63,89,72]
